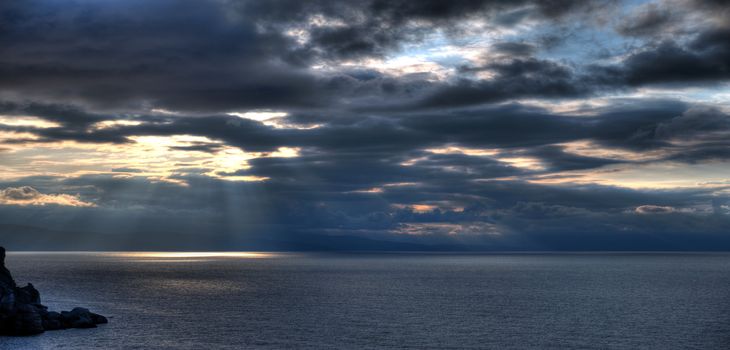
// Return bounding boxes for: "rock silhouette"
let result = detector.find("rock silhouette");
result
[0,247,107,335]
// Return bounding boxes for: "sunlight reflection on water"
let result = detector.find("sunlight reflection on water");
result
[106,252,279,259]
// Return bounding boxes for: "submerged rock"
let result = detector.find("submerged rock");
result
[0,247,108,336]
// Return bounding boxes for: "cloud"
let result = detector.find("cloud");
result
[418,58,582,108]
[0,168,727,250]
[654,107,730,140]
[616,2,674,37]
[634,205,677,214]
[3,99,730,179]
[0,0,729,250]
[592,27,730,87]
[0,0,643,113]
[395,222,504,236]
[491,42,537,57]
[0,186,94,207]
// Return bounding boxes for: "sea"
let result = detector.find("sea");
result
[0,252,728,349]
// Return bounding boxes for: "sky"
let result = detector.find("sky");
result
[1,0,730,250]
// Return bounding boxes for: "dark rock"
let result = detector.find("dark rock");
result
[42,318,62,331]
[0,248,16,289]
[16,284,41,305]
[12,304,44,335]
[71,316,97,329]
[42,312,63,330]
[0,247,108,336]
[90,312,108,324]
[61,308,97,329]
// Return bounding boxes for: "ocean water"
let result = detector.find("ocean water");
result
[0,252,728,349]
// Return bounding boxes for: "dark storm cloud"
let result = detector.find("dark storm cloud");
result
[616,3,674,37]
[586,100,688,150]
[586,104,730,165]
[423,58,581,108]
[491,42,537,56]
[0,0,623,113]
[8,101,575,151]
[0,101,131,143]
[395,103,611,150]
[423,26,730,109]
[1,0,730,250]
[0,101,596,153]
[233,149,525,193]
[522,145,624,171]
[3,99,727,164]
[0,0,725,113]
[653,107,730,140]
[690,0,730,11]
[295,0,614,59]
[593,27,730,87]
[3,172,730,250]
[0,0,327,111]
[622,40,730,86]
[0,101,104,128]
[169,142,224,154]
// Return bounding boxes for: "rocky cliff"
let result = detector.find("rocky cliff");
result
[0,247,107,335]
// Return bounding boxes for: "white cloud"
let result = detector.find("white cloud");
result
[0,186,94,207]
[395,222,503,236]
[635,205,677,214]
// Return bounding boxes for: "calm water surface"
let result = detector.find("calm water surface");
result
[0,252,728,349]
